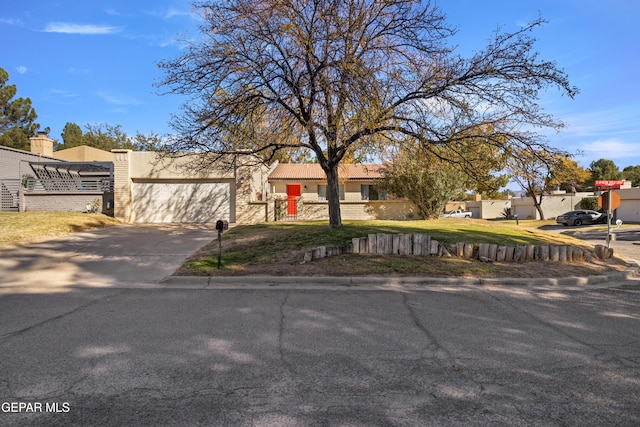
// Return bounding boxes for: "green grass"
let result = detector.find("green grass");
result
[178,219,591,276]
[0,212,121,248]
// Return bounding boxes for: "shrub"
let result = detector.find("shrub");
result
[580,197,601,212]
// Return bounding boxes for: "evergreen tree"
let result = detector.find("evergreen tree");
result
[0,67,40,150]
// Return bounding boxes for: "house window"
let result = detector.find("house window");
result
[318,184,345,201]
[361,184,387,201]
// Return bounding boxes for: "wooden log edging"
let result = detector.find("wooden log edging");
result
[302,233,610,263]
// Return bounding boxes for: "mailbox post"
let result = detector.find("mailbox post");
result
[215,220,228,269]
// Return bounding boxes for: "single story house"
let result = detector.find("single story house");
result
[112,158,418,223]
[5,133,639,224]
[266,163,418,220]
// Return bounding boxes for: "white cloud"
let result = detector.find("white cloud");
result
[44,88,80,104]
[0,17,23,26]
[562,107,640,138]
[97,91,142,106]
[154,35,179,48]
[48,88,79,99]
[165,8,191,19]
[16,66,27,74]
[43,22,120,35]
[146,7,192,20]
[580,138,640,160]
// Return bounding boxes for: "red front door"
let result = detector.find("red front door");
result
[287,184,301,215]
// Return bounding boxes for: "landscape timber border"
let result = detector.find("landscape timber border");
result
[302,233,615,264]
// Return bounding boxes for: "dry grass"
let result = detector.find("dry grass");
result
[176,219,630,278]
[0,212,121,249]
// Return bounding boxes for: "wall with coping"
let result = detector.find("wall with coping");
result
[21,192,114,214]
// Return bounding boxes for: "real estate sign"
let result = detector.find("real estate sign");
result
[595,180,625,190]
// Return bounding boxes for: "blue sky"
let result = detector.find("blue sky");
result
[2,0,639,171]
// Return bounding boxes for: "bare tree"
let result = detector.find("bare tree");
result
[159,0,577,227]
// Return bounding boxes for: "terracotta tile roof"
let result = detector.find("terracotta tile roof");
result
[268,163,385,180]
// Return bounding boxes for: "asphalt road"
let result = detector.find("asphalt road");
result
[1,283,639,426]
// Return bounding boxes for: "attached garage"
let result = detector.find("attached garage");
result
[131,180,234,223]
[616,188,640,224]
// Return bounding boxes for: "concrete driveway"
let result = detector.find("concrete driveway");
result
[0,224,217,293]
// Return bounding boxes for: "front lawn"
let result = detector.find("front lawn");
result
[176,219,619,278]
[0,212,121,249]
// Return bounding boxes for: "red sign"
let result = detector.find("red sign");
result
[595,180,625,188]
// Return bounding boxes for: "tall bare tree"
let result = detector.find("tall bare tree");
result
[159,0,577,227]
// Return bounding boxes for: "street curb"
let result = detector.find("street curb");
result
[158,266,640,289]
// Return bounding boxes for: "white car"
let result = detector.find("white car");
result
[441,209,472,218]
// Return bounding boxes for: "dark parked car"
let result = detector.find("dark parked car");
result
[556,210,606,226]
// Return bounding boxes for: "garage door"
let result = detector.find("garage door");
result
[131,181,231,223]
[616,203,640,223]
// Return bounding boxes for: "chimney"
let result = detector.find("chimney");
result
[29,131,54,157]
